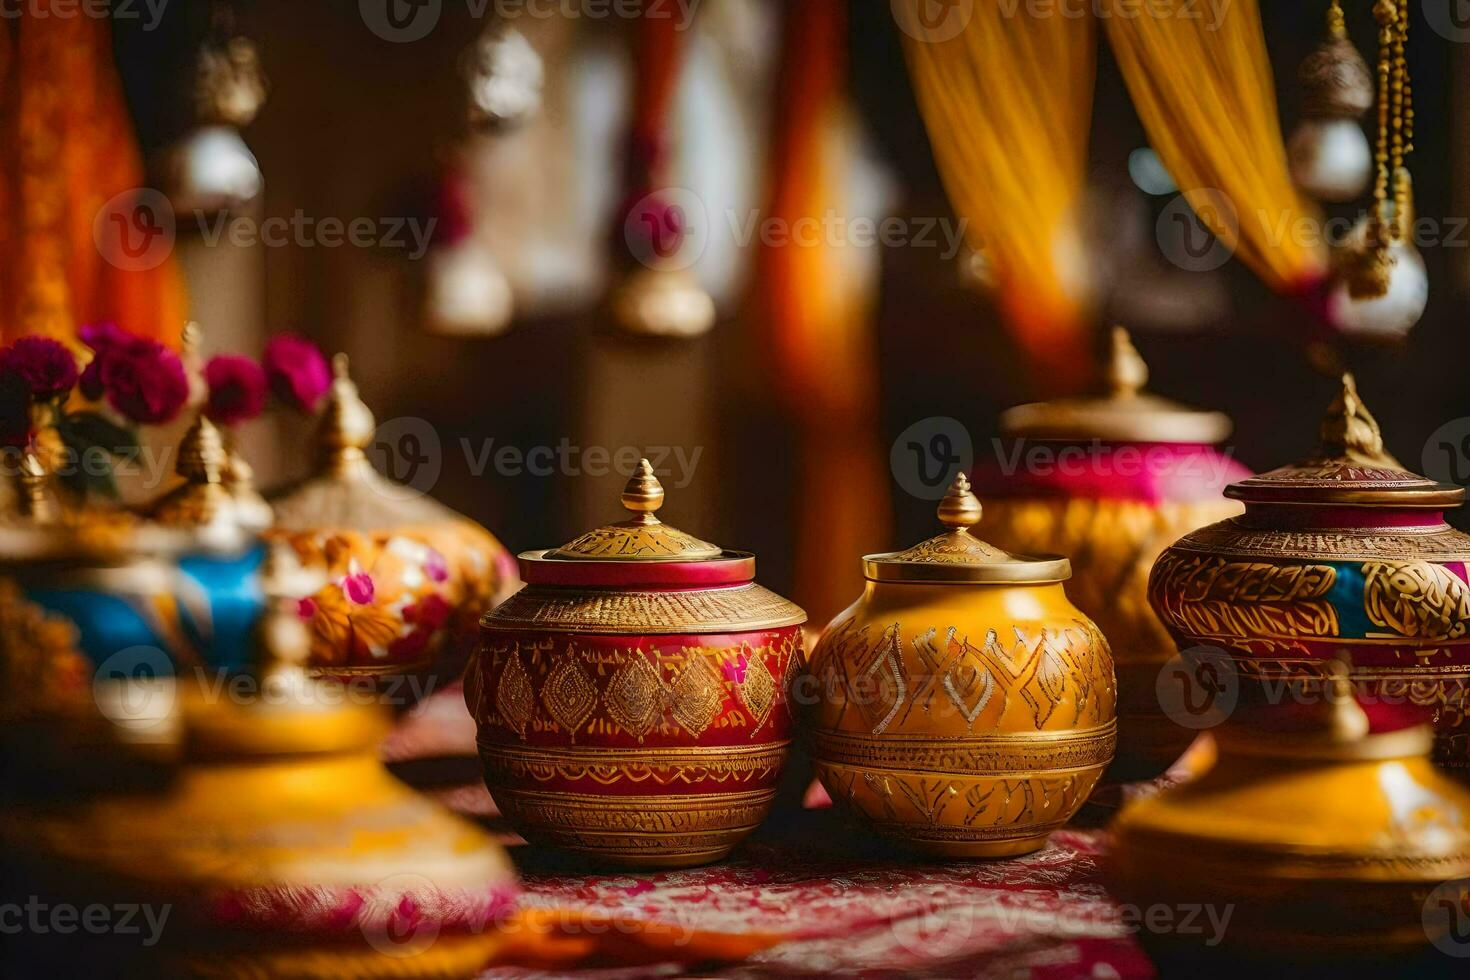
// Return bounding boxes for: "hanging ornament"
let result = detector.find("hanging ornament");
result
[161,5,267,222]
[1329,0,1424,340]
[1289,2,1374,203]
[606,13,715,339]
[422,27,543,339]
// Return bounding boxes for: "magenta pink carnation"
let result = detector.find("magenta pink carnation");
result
[0,337,79,400]
[79,323,190,425]
[204,355,268,426]
[263,334,332,413]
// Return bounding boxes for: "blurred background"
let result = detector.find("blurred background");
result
[32,0,1470,622]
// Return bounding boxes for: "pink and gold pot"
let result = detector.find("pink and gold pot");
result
[973,328,1249,781]
[466,461,806,868]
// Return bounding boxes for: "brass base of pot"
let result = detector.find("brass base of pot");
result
[488,787,777,869]
[900,833,1052,860]
[165,934,511,980]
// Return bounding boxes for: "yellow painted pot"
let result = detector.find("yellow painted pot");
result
[806,475,1117,858]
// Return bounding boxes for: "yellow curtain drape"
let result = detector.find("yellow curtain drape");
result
[899,0,1097,391]
[1103,0,1328,293]
[0,14,186,346]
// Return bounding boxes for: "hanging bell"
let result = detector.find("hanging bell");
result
[1328,174,1426,340]
[1289,29,1374,203]
[608,265,716,339]
[423,238,515,338]
[162,36,267,221]
[460,26,544,132]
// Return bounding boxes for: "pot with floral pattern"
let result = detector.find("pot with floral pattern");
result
[806,474,1117,858]
[972,328,1249,782]
[467,461,806,868]
[1147,374,1470,772]
[266,356,517,678]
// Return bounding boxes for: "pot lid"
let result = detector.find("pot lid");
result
[1226,373,1464,508]
[1001,327,1232,444]
[864,473,1071,584]
[546,459,724,561]
[269,356,465,531]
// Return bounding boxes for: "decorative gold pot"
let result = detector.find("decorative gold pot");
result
[1109,664,1470,962]
[973,328,1248,782]
[1148,374,1470,771]
[267,357,517,678]
[468,461,806,868]
[0,553,519,979]
[806,474,1117,858]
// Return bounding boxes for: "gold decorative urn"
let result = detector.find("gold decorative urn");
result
[267,356,517,678]
[1109,664,1470,962]
[806,474,1117,858]
[973,328,1249,782]
[467,461,806,867]
[1148,374,1470,771]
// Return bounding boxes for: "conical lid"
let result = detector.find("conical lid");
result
[864,474,1071,584]
[149,413,252,551]
[546,459,723,561]
[1226,373,1463,508]
[1001,327,1232,444]
[269,355,461,530]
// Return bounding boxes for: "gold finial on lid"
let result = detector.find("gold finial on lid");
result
[1323,659,1370,743]
[317,354,377,471]
[151,414,239,531]
[620,458,665,523]
[936,472,982,532]
[17,451,54,523]
[1318,373,1399,466]
[1105,326,1149,399]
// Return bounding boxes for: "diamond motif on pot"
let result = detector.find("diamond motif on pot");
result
[738,650,778,732]
[544,653,598,736]
[671,654,725,736]
[605,654,663,738]
[495,650,534,737]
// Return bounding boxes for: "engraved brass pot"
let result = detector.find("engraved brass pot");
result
[973,328,1248,782]
[267,358,517,678]
[1109,668,1470,963]
[806,475,1117,858]
[468,462,806,868]
[1147,375,1470,771]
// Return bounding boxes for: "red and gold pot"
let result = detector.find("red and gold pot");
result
[1148,374,1470,772]
[467,461,806,868]
[973,327,1250,781]
[267,357,517,679]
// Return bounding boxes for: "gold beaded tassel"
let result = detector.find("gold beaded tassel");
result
[1349,0,1412,298]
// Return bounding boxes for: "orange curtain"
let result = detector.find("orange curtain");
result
[755,0,889,624]
[0,14,186,346]
[899,0,1097,392]
[1103,0,1328,292]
